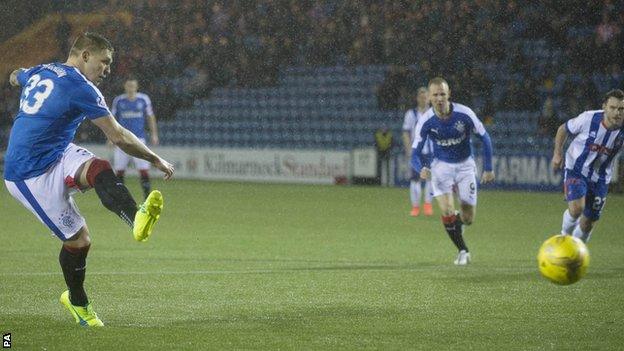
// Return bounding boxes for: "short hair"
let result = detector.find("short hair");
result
[428,77,449,88]
[603,89,624,104]
[416,87,428,95]
[69,32,114,56]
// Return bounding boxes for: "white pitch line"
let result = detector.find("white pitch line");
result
[0,265,549,276]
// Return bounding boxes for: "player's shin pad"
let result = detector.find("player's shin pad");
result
[93,169,138,226]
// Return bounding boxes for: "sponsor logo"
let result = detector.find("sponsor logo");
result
[588,143,613,155]
[436,136,466,146]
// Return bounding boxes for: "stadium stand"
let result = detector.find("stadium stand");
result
[1,0,623,154]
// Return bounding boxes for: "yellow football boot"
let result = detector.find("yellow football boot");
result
[133,190,163,242]
[59,290,104,327]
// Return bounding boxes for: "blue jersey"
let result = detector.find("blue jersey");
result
[411,103,493,172]
[4,63,111,181]
[111,93,154,139]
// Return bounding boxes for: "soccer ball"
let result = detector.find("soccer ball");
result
[537,235,590,285]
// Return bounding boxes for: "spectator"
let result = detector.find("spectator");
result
[538,97,559,137]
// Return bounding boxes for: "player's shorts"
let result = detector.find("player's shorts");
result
[409,153,433,181]
[564,169,608,220]
[4,143,95,241]
[430,157,477,205]
[114,138,150,171]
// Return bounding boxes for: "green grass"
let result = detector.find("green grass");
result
[1,179,623,350]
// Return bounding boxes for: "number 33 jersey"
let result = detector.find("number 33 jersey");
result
[4,63,111,181]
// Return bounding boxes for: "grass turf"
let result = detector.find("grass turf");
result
[1,179,623,350]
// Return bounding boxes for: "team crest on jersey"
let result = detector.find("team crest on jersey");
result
[589,131,597,138]
[454,121,465,133]
[97,96,107,109]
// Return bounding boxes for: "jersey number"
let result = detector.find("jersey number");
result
[591,196,606,212]
[20,74,54,114]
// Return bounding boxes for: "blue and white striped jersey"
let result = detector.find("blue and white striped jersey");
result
[565,110,624,183]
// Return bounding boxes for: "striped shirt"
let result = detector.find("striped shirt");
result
[565,110,624,183]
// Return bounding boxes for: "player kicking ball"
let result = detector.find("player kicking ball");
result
[411,77,495,265]
[3,33,174,327]
[552,89,624,243]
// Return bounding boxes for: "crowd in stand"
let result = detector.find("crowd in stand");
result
[1,0,624,148]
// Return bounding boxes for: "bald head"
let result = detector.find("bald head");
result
[428,77,451,117]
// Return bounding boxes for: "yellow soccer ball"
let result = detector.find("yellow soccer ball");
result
[537,234,590,285]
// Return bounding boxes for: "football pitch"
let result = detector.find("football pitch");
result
[1,179,623,350]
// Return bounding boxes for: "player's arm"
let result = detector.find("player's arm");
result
[476,131,495,184]
[401,111,414,158]
[143,95,159,145]
[466,109,495,184]
[92,115,174,179]
[551,123,568,170]
[552,112,587,170]
[411,139,430,180]
[107,96,120,147]
[402,131,411,157]
[9,68,27,87]
[410,120,430,180]
[147,114,159,145]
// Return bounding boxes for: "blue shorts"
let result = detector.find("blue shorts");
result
[564,170,608,221]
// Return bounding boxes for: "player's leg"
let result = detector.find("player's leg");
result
[431,161,469,258]
[562,200,583,235]
[455,157,478,221]
[561,171,586,235]
[77,157,138,227]
[448,158,479,265]
[113,146,130,184]
[3,156,103,327]
[59,225,104,327]
[423,178,434,216]
[573,215,596,243]
[572,181,608,243]
[409,174,422,216]
[76,146,163,242]
[135,156,152,200]
[60,227,91,307]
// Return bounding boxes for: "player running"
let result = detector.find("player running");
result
[403,87,434,217]
[411,77,495,265]
[111,78,159,199]
[3,33,174,327]
[552,89,624,243]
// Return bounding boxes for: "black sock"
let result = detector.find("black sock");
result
[59,245,90,307]
[442,214,469,252]
[140,175,151,200]
[94,169,137,227]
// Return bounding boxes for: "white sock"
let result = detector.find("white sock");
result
[410,180,421,207]
[424,179,433,203]
[572,225,592,243]
[561,210,579,235]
